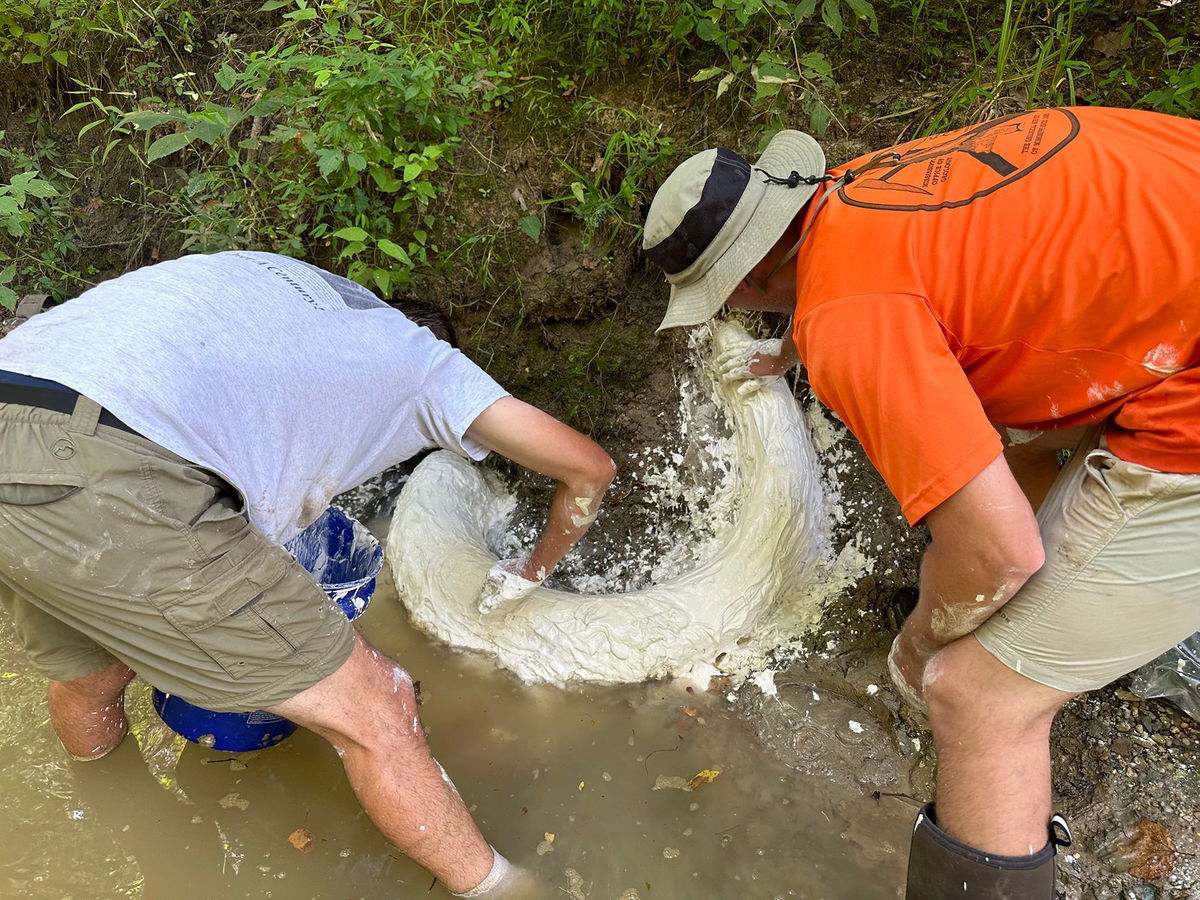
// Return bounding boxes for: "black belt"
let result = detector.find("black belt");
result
[0,371,140,435]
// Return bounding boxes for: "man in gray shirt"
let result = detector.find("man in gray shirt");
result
[0,251,614,897]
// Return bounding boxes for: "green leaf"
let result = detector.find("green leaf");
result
[283,7,318,21]
[754,80,782,101]
[372,267,392,296]
[376,238,412,265]
[670,16,695,40]
[808,101,832,135]
[0,284,18,311]
[570,182,586,204]
[821,0,844,35]
[695,18,723,43]
[716,71,736,99]
[50,49,67,66]
[402,162,423,182]
[799,52,832,77]
[215,64,237,91]
[21,178,58,199]
[755,60,797,84]
[146,132,194,163]
[844,0,877,30]
[332,226,369,242]
[516,214,541,242]
[20,52,41,65]
[258,0,292,8]
[123,110,180,131]
[691,66,727,83]
[369,166,403,193]
[25,32,48,48]
[316,149,343,178]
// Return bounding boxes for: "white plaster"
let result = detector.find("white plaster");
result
[387,323,837,685]
[1142,342,1184,375]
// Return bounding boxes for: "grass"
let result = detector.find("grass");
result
[0,0,1195,308]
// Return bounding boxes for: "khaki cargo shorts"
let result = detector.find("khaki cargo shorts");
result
[0,395,354,712]
[976,428,1200,693]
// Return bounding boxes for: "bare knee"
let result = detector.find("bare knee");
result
[924,637,1067,741]
[285,645,425,756]
[49,661,136,706]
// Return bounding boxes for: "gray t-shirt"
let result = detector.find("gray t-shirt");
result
[0,251,509,544]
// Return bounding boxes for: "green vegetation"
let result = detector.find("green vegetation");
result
[0,0,1195,313]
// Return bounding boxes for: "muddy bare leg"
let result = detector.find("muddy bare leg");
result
[48,661,136,760]
[924,635,1073,855]
[268,635,494,894]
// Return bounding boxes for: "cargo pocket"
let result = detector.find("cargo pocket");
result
[148,533,304,679]
[0,422,87,506]
[0,477,83,506]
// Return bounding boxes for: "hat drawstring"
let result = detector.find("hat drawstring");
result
[755,168,836,188]
[761,150,903,277]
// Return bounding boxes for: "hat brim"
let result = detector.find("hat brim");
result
[656,130,825,332]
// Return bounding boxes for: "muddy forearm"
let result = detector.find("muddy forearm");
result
[902,536,1034,667]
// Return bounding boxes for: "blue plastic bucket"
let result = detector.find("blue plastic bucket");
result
[153,507,383,751]
[285,506,384,622]
[152,691,299,751]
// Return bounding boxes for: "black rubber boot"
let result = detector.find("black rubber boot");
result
[888,586,920,631]
[906,803,1072,899]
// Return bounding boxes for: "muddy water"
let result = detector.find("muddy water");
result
[1,562,911,900]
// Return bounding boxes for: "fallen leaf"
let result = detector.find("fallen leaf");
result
[1092,28,1131,57]
[288,828,315,853]
[680,706,699,717]
[1126,820,1176,880]
[652,774,692,792]
[544,832,556,843]
[687,769,721,791]
[578,780,585,791]
[218,792,249,810]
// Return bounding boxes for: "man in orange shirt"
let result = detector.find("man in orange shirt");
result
[643,107,1200,898]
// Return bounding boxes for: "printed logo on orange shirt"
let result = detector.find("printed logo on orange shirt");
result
[839,109,1080,211]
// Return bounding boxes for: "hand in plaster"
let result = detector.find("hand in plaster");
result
[478,558,545,613]
[715,338,794,395]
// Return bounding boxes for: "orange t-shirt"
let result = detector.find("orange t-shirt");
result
[791,107,1200,524]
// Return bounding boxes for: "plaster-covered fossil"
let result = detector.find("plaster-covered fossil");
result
[387,322,830,684]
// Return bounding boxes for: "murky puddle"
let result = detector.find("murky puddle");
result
[1,560,911,900]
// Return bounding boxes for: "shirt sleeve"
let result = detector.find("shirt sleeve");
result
[415,341,511,461]
[794,293,1002,524]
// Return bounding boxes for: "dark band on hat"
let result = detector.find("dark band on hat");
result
[644,148,750,276]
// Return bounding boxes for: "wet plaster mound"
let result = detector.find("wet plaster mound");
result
[387,322,832,685]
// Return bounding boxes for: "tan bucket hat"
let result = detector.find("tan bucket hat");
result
[643,130,826,332]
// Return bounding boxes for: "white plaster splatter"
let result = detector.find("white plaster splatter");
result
[1142,343,1184,376]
